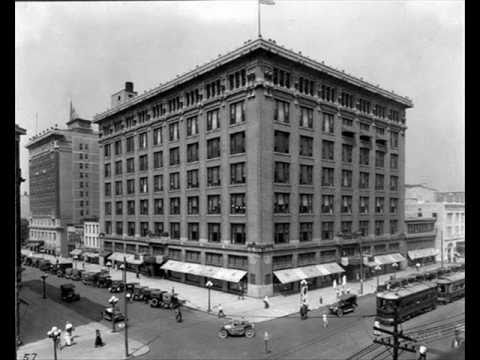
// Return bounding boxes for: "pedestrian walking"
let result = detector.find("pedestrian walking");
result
[264,331,271,353]
[263,295,270,309]
[94,329,105,348]
[136,268,140,279]
[322,313,328,328]
[319,296,323,305]
[418,344,427,359]
[175,307,183,323]
[218,304,225,318]
[451,329,463,349]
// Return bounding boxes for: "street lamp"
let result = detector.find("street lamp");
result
[47,326,62,360]
[41,274,48,299]
[121,257,129,358]
[206,280,213,312]
[392,262,399,279]
[374,265,382,290]
[73,255,78,270]
[108,295,119,333]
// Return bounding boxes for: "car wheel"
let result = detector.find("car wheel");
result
[218,329,228,339]
[337,309,343,317]
[245,329,255,338]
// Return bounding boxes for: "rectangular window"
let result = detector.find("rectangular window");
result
[322,167,334,186]
[127,200,135,215]
[375,174,385,190]
[207,138,221,159]
[126,158,135,173]
[230,101,245,125]
[230,194,246,214]
[360,148,370,165]
[186,116,198,136]
[376,151,385,168]
[115,201,123,215]
[390,220,398,234]
[138,133,148,150]
[299,136,313,157]
[390,154,399,170]
[299,164,313,185]
[390,131,399,148]
[274,193,290,213]
[340,91,354,108]
[322,113,334,134]
[322,140,334,160]
[104,144,111,158]
[154,199,164,215]
[341,221,352,235]
[115,160,122,175]
[137,177,147,193]
[299,223,313,242]
[207,166,221,186]
[170,223,180,240]
[114,140,122,155]
[230,132,246,154]
[320,84,336,102]
[187,224,200,242]
[104,163,111,177]
[299,107,313,128]
[153,127,162,146]
[299,194,313,214]
[274,131,290,153]
[139,155,148,171]
[359,196,369,214]
[274,223,290,244]
[169,172,180,190]
[274,162,289,183]
[342,170,352,187]
[272,254,292,269]
[169,147,180,166]
[228,255,248,269]
[154,222,164,235]
[206,109,220,131]
[230,162,246,184]
[342,144,353,163]
[321,222,334,240]
[231,224,246,245]
[140,199,149,215]
[359,172,369,189]
[169,197,180,215]
[140,222,149,237]
[390,198,398,214]
[105,221,112,234]
[115,181,122,196]
[169,122,180,141]
[187,169,199,188]
[104,202,112,216]
[187,196,199,215]
[187,143,199,162]
[127,222,135,236]
[207,195,221,214]
[321,195,334,214]
[274,99,290,123]
[359,221,369,236]
[126,137,134,152]
[341,196,353,214]
[390,176,399,191]
[153,175,163,192]
[115,221,123,236]
[153,151,163,168]
[208,223,221,242]
[375,197,385,214]
[375,220,384,236]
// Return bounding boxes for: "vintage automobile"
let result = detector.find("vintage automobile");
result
[149,290,169,308]
[82,271,98,286]
[96,273,112,288]
[132,286,149,301]
[60,283,80,302]
[109,280,125,293]
[142,288,158,303]
[71,269,84,281]
[218,319,255,339]
[125,282,140,296]
[329,294,358,317]
[55,263,73,277]
[38,259,52,272]
[64,268,74,279]
[102,307,126,322]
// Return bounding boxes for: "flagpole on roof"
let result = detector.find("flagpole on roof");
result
[258,0,261,38]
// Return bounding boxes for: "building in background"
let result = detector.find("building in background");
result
[25,116,99,257]
[404,217,438,267]
[20,191,30,219]
[94,38,412,297]
[15,124,26,347]
[82,218,101,264]
[405,185,465,263]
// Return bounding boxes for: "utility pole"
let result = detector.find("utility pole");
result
[123,256,129,358]
[440,230,444,269]
[359,237,364,295]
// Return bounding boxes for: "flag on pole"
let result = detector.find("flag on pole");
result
[70,101,79,121]
[258,0,275,38]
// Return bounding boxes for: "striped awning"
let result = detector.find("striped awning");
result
[408,248,439,260]
[273,262,345,284]
[161,260,247,283]
[374,253,406,265]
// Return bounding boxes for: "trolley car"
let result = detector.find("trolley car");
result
[436,271,465,304]
[376,281,437,326]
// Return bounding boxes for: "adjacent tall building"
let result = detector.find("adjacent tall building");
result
[26,117,99,256]
[94,38,412,297]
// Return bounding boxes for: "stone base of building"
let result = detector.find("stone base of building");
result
[247,284,273,298]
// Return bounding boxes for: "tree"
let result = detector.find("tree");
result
[20,218,29,245]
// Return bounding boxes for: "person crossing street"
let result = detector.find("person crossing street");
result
[322,313,328,328]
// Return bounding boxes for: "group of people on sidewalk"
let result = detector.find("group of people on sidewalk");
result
[50,320,107,350]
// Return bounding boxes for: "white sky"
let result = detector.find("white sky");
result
[15,0,464,193]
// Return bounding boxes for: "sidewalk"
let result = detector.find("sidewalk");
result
[17,286,149,360]
[77,261,445,323]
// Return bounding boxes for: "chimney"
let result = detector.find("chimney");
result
[125,82,134,92]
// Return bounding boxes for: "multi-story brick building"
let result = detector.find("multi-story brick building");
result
[94,38,412,297]
[26,117,99,256]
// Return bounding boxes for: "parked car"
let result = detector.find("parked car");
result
[96,273,112,288]
[132,286,149,301]
[125,282,140,296]
[71,269,84,281]
[142,288,158,303]
[39,260,52,272]
[82,271,97,286]
[109,280,125,293]
[218,320,255,339]
[102,307,125,322]
[150,290,168,308]
[64,268,74,279]
[329,293,358,317]
[55,263,73,277]
[60,283,80,302]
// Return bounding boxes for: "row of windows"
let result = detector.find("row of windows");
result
[103,219,399,242]
[407,222,435,234]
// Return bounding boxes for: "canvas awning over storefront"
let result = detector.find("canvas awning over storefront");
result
[70,249,83,256]
[161,260,247,283]
[21,249,33,257]
[374,253,406,265]
[273,262,345,284]
[83,252,100,258]
[107,252,135,263]
[408,248,439,260]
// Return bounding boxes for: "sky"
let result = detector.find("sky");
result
[15,0,465,193]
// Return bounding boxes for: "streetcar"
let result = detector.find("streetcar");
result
[436,271,465,304]
[376,281,437,326]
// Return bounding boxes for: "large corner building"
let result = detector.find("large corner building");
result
[25,118,99,257]
[94,38,413,297]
